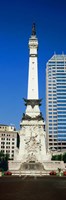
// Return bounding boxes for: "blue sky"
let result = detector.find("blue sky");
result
[0,0,66,129]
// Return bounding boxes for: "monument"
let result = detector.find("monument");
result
[9,24,65,176]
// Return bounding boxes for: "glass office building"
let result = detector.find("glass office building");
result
[46,54,66,152]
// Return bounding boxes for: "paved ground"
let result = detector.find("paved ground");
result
[0,176,66,200]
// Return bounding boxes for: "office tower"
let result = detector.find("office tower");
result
[0,124,17,159]
[46,54,66,152]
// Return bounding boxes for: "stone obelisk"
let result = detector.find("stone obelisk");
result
[18,24,47,164]
[9,24,65,175]
[9,24,49,175]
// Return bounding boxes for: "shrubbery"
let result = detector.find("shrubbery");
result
[51,152,66,163]
[0,151,9,171]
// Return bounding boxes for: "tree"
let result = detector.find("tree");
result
[51,155,59,161]
[0,151,9,171]
[63,153,66,163]
[51,153,66,163]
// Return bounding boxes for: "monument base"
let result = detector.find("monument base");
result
[8,160,65,176]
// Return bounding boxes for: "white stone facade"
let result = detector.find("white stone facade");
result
[0,124,17,159]
[15,120,48,163]
[27,35,38,99]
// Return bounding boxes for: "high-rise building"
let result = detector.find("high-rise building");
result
[0,124,18,159]
[46,54,66,152]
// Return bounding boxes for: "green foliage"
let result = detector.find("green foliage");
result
[51,155,56,160]
[0,151,9,171]
[51,153,66,162]
[63,153,66,163]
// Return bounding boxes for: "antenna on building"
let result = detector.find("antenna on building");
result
[32,23,36,36]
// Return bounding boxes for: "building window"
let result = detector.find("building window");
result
[1,138,5,140]
[1,150,4,153]
[12,142,14,145]
[1,146,4,148]
[6,142,10,144]
[12,138,14,141]
[6,146,10,149]
[6,138,10,141]
[1,142,5,144]
[6,150,10,153]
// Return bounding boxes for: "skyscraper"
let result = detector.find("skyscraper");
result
[46,54,66,152]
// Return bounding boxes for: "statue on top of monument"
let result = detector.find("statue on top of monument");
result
[32,23,36,36]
